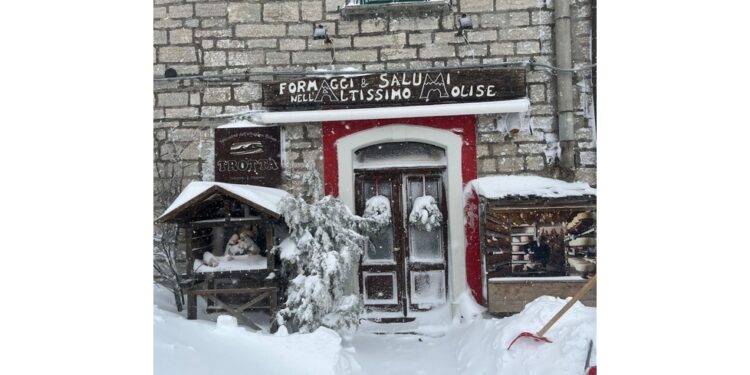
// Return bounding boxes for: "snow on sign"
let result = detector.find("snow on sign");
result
[214,125,282,187]
[262,68,526,109]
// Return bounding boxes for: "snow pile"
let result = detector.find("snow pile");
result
[154,286,361,375]
[362,195,391,231]
[465,175,596,199]
[408,195,443,231]
[192,254,267,273]
[456,296,596,375]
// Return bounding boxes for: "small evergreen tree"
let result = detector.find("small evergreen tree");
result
[275,162,377,333]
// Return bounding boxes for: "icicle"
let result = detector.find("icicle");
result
[422,175,426,196]
[375,176,380,196]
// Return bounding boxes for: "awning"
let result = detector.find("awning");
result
[249,98,530,124]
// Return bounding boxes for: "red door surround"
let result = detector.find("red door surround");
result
[321,115,484,304]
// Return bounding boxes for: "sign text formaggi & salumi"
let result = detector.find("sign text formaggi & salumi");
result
[262,68,525,109]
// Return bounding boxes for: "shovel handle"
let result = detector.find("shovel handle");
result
[537,274,597,337]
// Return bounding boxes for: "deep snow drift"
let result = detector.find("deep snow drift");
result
[154,285,595,375]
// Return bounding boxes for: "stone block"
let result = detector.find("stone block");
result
[154,30,167,45]
[576,127,593,140]
[496,0,539,11]
[236,24,286,38]
[284,125,305,140]
[190,92,201,106]
[167,4,193,19]
[467,30,497,43]
[574,168,596,186]
[458,44,488,58]
[530,116,554,132]
[579,151,596,166]
[381,48,417,61]
[202,40,214,49]
[408,33,432,45]
[497,157,525,172]
[279,38,307,51]
[301,2,323,21]
[169,29,192,44]
[419,44,455,58]
[233,83,262,103]
[461,0,493,12]
[509,11,530,26]
[517,143,545,154]
[477,144,490,157]
[499,26,551,41]
[334,49,378,62]
[526,156,545,171]
[195,2,228,17]
[481,13,508,28]
[154,19,182,29]
[159,46,197,63]
[247,39,278,48]
[479,158,497,173]
[491,143,517,156]
[390,17,439,32]
[292,51,334,64]
[489,42,515,55]
[361,19,386,33]
[516,40,540,54]
[224,105,250,114]
[325,0,345,13]
[288,23,313,36]
[194,29,233,38]
[216,39,245,49]
[201,19,227,28]
[154,6,167,19]
[353,33,406,48]
[157,92,189,107]
[184,19,199,28]
[228,3,261,23]
[434,32,460,44]
[201,106,223,116]
[266,51,291,65]
[203,87,231,103]
[165,107,199,118]
[529,84,546,103]
[203,51,226,67]
[263,2,299,22]
[338,20,360,35]
[228,51,263,66]
[531,10,554,25]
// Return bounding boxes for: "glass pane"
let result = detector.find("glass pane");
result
[410,270,445,305]
[407,176,443,262]
[363,179,394,263]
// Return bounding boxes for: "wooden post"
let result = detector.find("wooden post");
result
[266,220,275,270]
[187,292,197,320]
[184,225,193,277]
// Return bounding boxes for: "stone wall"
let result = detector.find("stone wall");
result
[153,0,596,213]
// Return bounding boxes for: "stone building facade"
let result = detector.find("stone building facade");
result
[153,0,596,214]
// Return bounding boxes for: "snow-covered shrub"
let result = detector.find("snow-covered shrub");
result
[408,195,443,232]
[276,194,367,333]
[361,195,391,234]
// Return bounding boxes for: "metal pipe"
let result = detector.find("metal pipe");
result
[554,0,576,171]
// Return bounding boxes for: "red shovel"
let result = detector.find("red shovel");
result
[507,274,597,350]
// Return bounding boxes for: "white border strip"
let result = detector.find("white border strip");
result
[251,98,530,124]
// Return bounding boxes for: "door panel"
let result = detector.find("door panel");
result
[356,169,448,316]
[356,174,404,313]
[403,174,448,311]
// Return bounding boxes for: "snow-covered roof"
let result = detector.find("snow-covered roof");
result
[465,175,596,199]
[157,181,291,222]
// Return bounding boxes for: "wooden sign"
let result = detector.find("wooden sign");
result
[262,68,525,109]
[214,126,282,187]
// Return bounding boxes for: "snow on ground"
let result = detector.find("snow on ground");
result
[154,285,596,375]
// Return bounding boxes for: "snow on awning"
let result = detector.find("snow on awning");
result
[216,119,266,129]
[157,181,291,222]
[465,175,596,199]
[250,98,530,124]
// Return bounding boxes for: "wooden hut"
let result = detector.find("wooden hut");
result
[156,181,291,330]
[467,176,597,314]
